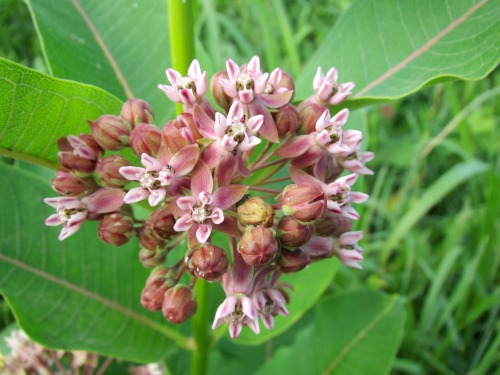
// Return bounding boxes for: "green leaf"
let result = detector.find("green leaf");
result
[25,0,174,122]
[0,58,121,168]
[0,163,191,363]
[233,259,340,345]
[255,290,406,375]
[296,0,500,107]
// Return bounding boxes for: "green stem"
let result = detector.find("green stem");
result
[167,2,210,374]
[168,0,195,115]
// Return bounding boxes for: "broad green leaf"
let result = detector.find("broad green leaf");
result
[382,159,489,263]
[0,58,121,168]
[0,163,191,363]
[26,0,174,122]
[297,0,500,107]
[255,290,405,375]
[234,259,340,345]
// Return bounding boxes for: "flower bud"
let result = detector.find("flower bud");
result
[314,212,353,237]
[88,115,131,150]
[58,134,101,176]
[275,69,295,92]
[237,197,274,230]
[145,206,177,240]
[138,225,166,251]
[210,71,232,112]
[120,98,154,127]
[273,103,300,138]
[96,155,132,188]
[141,267,175,311]
[129,123,161,157]
[175,113,202,143]
[162,285,197,324]
[298,103,326,134]
[279,182,326,223]
[277,248,310,273]
[238,227,279,266]
[186,244,228,281]
[139,247,167,268]
[98,213,135,246]
[277,216,314,249]
[51,168,96,197]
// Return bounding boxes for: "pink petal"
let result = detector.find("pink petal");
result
[245,115,264,135]
[45,214,62,226]
[291,146,323,168]
[168,144,200,177]
[330,92,351,105]
[176,196,197,211]
[193,105,216,138]
[44,197,80,208]
[83,188,125,214]
[214,113,228,138]
[226,59,240,81]
[289,165,323,186]
[123,187,149,204]
[261,314,274,330]
[254,73,269,94]
[179,88,197,106]
[351,192,369,203]
[119,166,145,181]
[210,207,224,225]
[247,56,260,75]
[326,67,338,81]
[196,71,208,97]
[158,84,181,103]
[249,100,279,143]
[196,223,212,243]
[340,231,363,245]
[315,110,330,132]
[274,134,313,159]
[141,153,162,171]
[214,152,237,186]
[227,100,245,120]
[341,205,360,220]
[259,90,293,108]
[191,160,213,196]
[166,68,182,85]
[317,81,333,102]
[220,79,237,98]
[201,141,223,169]
[229,321,243,339]
[241,296,258,322]
[221,135,238,152]
[238,89,254,104]
[313,67,324,91]
[174,214,192,232]
[188,59,201,77]
[59,224,83,241]
[148,189,166,207]
[213,296,237,328]
[332,108,349,126]
[340,82,355,92]
[213,185,248,210]
[237,136,260,152]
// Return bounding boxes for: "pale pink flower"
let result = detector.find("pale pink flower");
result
[302,235,334,260]
[313,66,355,106]
[212,252,260,338]
[335,231,364,269]
[289,165,368,220]
[158,59,207,106]
[337,138,375,175]
[172,160,247,244]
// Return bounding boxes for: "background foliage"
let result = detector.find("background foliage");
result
[0,0,498,374]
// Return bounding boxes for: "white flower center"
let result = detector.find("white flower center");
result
[177,77,196,93]
[331,187,351,206]
[236,73,254,91]
[326,124,341,144]
[57,207,85,224]
[191,204,211,223]
[140,172,160,190]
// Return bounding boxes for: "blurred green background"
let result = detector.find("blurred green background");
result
[1,0,498,373]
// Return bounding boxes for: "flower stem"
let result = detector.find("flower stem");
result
[191,279,211,375]
[168,0,195,115]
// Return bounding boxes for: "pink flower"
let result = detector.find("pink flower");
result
[289,165,368,220]
[337,138,375,175]
[172,160,247,244]
[212,252,260,338]
[335,231,364,269]
[119,146,199,206]
[313,66,355,106]
[158,59,207,106]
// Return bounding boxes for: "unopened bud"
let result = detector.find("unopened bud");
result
[275,69,295,92]
[138,225,166,251]
[162,285,197,324]
[273,103,300,138]
[98,213,135,246]
[279,182,326,223]
[139,247,167,268]
[210,71,232,112]
[298,103,326,134]
[277,248,310,273]
[89,115,131,150]
[129,123,161,157]
[314,212,353,237]
[237,197,274,230]
[141,267,175,311]
[120,98,154,127]
[96,155,132,188]
[58,134,101,176]
[238,227,279,266]
[51,168,96,197]
[145,206,177,240]
[277,216,314,249]
[186,244,228,281]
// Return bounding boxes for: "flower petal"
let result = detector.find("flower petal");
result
[45,214,62,226]
[173,214,193,232]
[213,185,248,210]
[123,187,149,204]
[259,90,293,108]
[273,134,313,159]
[193,105,216,138]
[196,223,212,243]
[191,160,213,196]
[82,188,125,214]
[119,166,145,181]
[168,144,200,177]
[249,100,279,143]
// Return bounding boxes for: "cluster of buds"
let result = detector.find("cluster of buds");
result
[0,329,165,375]
[44,56,373,338]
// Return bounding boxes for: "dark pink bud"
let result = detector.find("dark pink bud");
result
[175,113,202,142]
[145,206,177,240]
[186,244,228,282]
[51,168,96,197]
[89,115,131,150]
[138,225,166,251]
[58,134,101,176]
[96,155,132,188]
[273,103,300,138]
[129,123,161,157]
[275,69,295,92]
[277,216,314,249]
[120,98,154,127]
[314,212,353,237]
[139,247,167,268]
[162,285,197,324]
[81,187,125,218]
[210,71,232,112]
[299,103,326,134]
[141,267,175,311]
[98,213,135,246]
[277,248,310,273]
[237,197,274,230]
[280,182,326,223]
[238,227,279,266]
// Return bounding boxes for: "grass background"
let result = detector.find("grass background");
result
[1,0,498,373]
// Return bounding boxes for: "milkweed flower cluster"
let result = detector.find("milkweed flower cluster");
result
[44,56,373,338]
